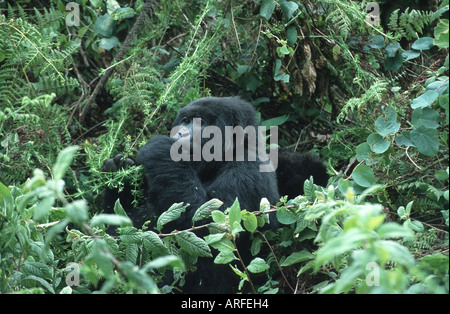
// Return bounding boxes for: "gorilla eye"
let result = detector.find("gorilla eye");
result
[181,117,191,125]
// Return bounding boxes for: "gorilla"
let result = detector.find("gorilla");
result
[103,96,328,293]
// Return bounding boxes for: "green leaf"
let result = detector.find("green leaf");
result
[281,250,314,267]
[94,13,115,37]
[276,206,297,225]
[367,133,390,154]
[434,19,449,49]
[280,1,298,20]
[156,203,188,231]
[374,240,415,267]
[385,43,400,57]
[286,26,298,46]
[34,197,54,222]
[228,199,242,236]
[90,213,131,227]
[260,0,276,20]
[374,107,400,136]
[377,222,413,239]
[242,211,258,232]
[0,182,13,217]
[411,37,434,50]
[352,165,376,188]
[176,231,212,257]
[143,231,168,254]
[143,255,184,271]
[315,229,368,270]
[192,198,223,223]
[402,50,421,61]
[396,131,416,147]
[411,90,439,109]
[261,114,289,127]
[411,108,440,129]
[211,210,226,224]
[99,36,120,51]
[247,257,270,274]
[52,146,78,181]
[214,251,237,264]
[367,35,385,49]
[410,126,439,156]
[65,200,89,225]
[384,53,403,72]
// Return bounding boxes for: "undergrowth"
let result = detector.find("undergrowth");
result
[0,0,448,294]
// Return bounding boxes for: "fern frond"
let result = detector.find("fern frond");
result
[387,8,434,40]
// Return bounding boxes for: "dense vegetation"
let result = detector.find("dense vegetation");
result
[0,0,448,294]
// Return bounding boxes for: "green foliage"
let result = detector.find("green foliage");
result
[1,0,448,294]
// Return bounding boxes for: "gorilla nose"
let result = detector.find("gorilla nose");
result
[171,126,191,139]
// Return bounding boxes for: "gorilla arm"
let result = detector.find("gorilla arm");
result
[137,135,209,228]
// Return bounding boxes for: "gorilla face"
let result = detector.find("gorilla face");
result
[169,97,264,163]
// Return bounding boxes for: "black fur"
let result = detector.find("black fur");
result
[102,96,328,293]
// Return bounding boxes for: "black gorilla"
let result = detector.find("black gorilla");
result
[103,96,328,293]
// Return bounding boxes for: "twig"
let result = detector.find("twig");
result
[405,146,422,170]
[257,231,295,293]
[232,237,257,294]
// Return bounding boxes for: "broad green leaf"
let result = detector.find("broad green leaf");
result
[411,108,440,129]
[33,197,54,222]
[94,13,115,37]
[211,210,226,224]
[385,43,400,57]
[247,257,270,274]
[176,231,212,257]
[374,240,415,267]
[315,229,368,269]
[192,198,223,223]
[242,211,258,232]
[411,90,439,109]
[143,255,184,271]
[286,26,298,46]
[261,114,289,127]
[142,231,168,254]
[367,35,385,49]
[384,53,403,72]
[281,250,314,267]
[280,1,298,20]
[402,50,420,61]
[434,19,449,49]
[90,213,131,227]
[410,126,439,156]
[0,182,13,217]
[377,222,413,239]
[99,36,119,51]
[53,146,78,181]
[276,206,297,225]
[367,133,390,154]
[228,198,241,228]
[395,131,416,147]
[214,251,237,264]
[156,202,188,231]
[65,200,89,225]
[411,37,434,50]
[260,0,276,20]
[374,107,400,136]
[352,165,376,188]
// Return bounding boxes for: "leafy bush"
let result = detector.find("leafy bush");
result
[0,0,448,294]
